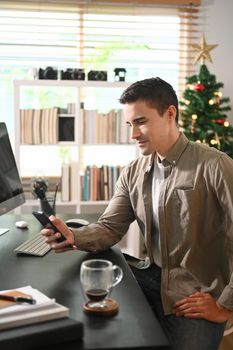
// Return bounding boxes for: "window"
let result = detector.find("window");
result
[0,1,200,176]
[0,1,200,86]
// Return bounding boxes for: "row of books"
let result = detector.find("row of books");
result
[82,109,133,144]
[80,165,123,201]
[20,107,59,145]
[20,106,134,146]
[60,163,123,202]
[20,104,76,145]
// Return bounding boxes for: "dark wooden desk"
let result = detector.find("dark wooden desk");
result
[0,214,169,350]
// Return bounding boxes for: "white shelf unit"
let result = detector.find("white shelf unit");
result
[14,80,136,212]
[14,79,144,258]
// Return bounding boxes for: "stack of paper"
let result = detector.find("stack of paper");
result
[0,286,69,330]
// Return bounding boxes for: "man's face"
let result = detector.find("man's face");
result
[123,99,176,156]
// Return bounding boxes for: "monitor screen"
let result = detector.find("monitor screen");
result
[0,122,25,216]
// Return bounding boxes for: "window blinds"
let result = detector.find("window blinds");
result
[0,1,200,93]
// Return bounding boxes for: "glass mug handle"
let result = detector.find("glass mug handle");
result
[112,265,123,287]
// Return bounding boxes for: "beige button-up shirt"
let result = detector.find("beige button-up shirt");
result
[74,133,233,314]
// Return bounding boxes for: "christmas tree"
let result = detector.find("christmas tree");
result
[180,36,233,158]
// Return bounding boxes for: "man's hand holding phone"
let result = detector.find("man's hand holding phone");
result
[33,211,77,253]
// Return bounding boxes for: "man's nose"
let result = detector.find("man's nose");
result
[131,125,141,139]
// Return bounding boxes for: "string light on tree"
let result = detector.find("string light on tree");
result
[191,114,198,133]
[209,99,215,105]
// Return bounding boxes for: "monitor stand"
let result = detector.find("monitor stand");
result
[0,228,9,236]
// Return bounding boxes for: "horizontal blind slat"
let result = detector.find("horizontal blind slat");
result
[0,2,200,97]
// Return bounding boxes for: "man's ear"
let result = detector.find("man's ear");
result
[167,105,177,121]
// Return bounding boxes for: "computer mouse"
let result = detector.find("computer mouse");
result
[65,218,89,228]
[15,220,28,229]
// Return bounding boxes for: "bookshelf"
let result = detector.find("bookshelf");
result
[13,80,137,216]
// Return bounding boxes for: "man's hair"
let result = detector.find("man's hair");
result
[119,77,179,123]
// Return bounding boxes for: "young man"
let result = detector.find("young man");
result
[43,78,233,350]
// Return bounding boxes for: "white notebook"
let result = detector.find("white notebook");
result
[0,285,69,330]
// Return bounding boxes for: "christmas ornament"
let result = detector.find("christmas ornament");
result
[215,119,225,125]
[194,83,205,91]
[190,35,218,64]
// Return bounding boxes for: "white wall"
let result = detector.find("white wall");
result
[201,0,233,123]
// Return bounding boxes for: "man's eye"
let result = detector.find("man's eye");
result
[136,120,146,125]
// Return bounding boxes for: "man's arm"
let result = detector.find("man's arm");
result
[42,166,136,253]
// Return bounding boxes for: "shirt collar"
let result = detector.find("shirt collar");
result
[161,133,189,167]
[144,133,189,172]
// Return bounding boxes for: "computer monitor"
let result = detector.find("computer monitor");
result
[0,122,25,234]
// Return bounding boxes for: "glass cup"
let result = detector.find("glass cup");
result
[80,259,123,309]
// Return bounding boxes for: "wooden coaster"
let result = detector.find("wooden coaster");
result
[83,298,119,317]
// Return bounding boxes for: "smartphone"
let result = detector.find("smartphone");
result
[32,211,65,242]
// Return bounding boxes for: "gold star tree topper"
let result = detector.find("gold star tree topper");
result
[191,35,218,64]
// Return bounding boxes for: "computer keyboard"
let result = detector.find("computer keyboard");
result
[14,232,51,256]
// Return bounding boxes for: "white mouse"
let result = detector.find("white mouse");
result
[15,220,28,229]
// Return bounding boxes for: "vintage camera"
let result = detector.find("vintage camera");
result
[114,68,127,82]
[61,68,85,80]
[87,70,107,81]
[38,67,58,80]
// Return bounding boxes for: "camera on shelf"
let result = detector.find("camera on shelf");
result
[87,70,107,81]
[38,67,58,80]
[114,68,127,82]
[61,68,85,80]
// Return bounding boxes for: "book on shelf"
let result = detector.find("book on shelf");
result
[70,161,79,201]
[0,285,69,331]
[61,163,70,201]
[20,109,34,144]
[103,165,109,200]
[50,107,58,144]
[32,108,42,144]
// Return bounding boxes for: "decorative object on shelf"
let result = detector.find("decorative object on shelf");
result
[38,67,58,80]
[114,68,127,82]
[58,117,75,142]
[87,70,107,81]
[61,68,85,80]
[29,67,38,80]
[32,179,58,215]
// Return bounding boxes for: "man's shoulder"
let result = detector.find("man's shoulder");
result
[188,140,228,160]
[185,140,233,174]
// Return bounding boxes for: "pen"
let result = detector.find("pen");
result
[0,294,36,304]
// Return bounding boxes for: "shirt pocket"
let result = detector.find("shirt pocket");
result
[172,188,201,225]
